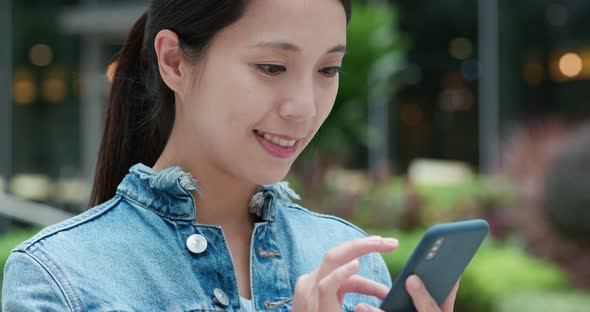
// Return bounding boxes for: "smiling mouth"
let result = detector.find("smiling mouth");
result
[253,130,301,147]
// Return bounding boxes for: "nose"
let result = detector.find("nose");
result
[278,78,316,121]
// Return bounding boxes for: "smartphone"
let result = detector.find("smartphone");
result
[379,219,489,312]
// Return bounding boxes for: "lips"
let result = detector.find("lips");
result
[253,129,303,159]
[254,130,300,147]
[254,130,306,146]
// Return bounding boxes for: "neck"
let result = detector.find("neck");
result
[192,166,259,229]
[153,127,259,231]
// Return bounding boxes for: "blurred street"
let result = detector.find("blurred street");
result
[1,1,590,311]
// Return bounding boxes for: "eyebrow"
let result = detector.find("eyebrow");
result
[251,41,347,54]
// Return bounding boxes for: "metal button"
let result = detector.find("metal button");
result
[186,234,207,254]
[213,288,229,306]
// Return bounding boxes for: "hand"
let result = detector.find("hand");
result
[355,276,461,312]
[291,236,398,312]
[405,275,460,312]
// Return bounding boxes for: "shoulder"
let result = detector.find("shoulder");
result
[3,251,73,311]
[279,200,369,238]
[262,181,368,238]
[3,196,132,311]
[2,197,124,312]
[12,196,122,253]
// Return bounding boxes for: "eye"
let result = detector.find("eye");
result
[319,66,343,77]
[256,64,286,76]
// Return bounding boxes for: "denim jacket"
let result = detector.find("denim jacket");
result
[2,163,392,311]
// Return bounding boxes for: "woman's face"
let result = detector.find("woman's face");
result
[177,0,347,185]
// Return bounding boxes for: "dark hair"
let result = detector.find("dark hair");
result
[89,0,352,207]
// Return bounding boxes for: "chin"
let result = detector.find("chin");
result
[250,164,292,186]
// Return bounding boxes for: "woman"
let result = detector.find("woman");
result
[2,1,459,311]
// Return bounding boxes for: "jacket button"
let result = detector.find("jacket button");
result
[213,288,229,306]
[186,234,207,254]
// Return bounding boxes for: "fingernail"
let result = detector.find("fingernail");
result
[346,259,359,271]
[367,235,382,243]
[384,238,398,247]
[408,275,421,290]
[356,304,369,312]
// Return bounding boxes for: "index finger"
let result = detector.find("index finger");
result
[317,236,398,279]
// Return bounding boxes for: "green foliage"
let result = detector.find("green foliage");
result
[0,227,40,283]
[456,241,571,311]
[304,3,406,157]
[498,291,590,312]
[331,173,514,235]
[351,177,406,229]
[414,175,515,226]
[368,230,573,312]
[413,178,483,226]
[416,178,482,211]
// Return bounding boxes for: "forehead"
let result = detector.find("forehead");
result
[212,0,347,53]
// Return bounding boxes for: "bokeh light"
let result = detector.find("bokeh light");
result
[29,44,54,67]
[546,4,568,27]
[449,37,473,60]
[558,52,582,78]
[12,68,37,105]
[42,66,67,103]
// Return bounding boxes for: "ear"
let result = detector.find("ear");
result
[154,29,189,98]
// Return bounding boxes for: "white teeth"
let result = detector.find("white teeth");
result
[256,130,298,147]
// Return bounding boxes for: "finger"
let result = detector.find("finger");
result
[317,259,360,310]
[441,277,461,312]
[406,275,441,312]
[292,273,313,312]
[317,236,398,279]
[354,303,386,312]
[337,275,390,302]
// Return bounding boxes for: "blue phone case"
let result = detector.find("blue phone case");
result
[379,219,489,312]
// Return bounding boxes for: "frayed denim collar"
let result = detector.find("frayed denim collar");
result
[116,163,300,222]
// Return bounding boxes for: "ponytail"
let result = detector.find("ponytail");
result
[89,12,174,207]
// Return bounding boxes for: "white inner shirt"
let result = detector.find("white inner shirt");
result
[240,296,254,312]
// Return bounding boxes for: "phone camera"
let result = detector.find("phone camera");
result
[425,237,445,261]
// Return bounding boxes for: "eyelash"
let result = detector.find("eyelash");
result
[256,64,343,78]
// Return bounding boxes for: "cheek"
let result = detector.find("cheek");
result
[314,82,339,127]
[196,63,268,129]
[221,63,275,116]
[225,80,273,132]
[296,82,338,151]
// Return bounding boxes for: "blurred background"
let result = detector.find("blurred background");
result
[1,0,590,310]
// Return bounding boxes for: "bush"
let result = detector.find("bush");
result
[498,291,590,312]
[543,126,590,243]
[369,230,572,312]
[502,119,590,288]
[0,227,40,287]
